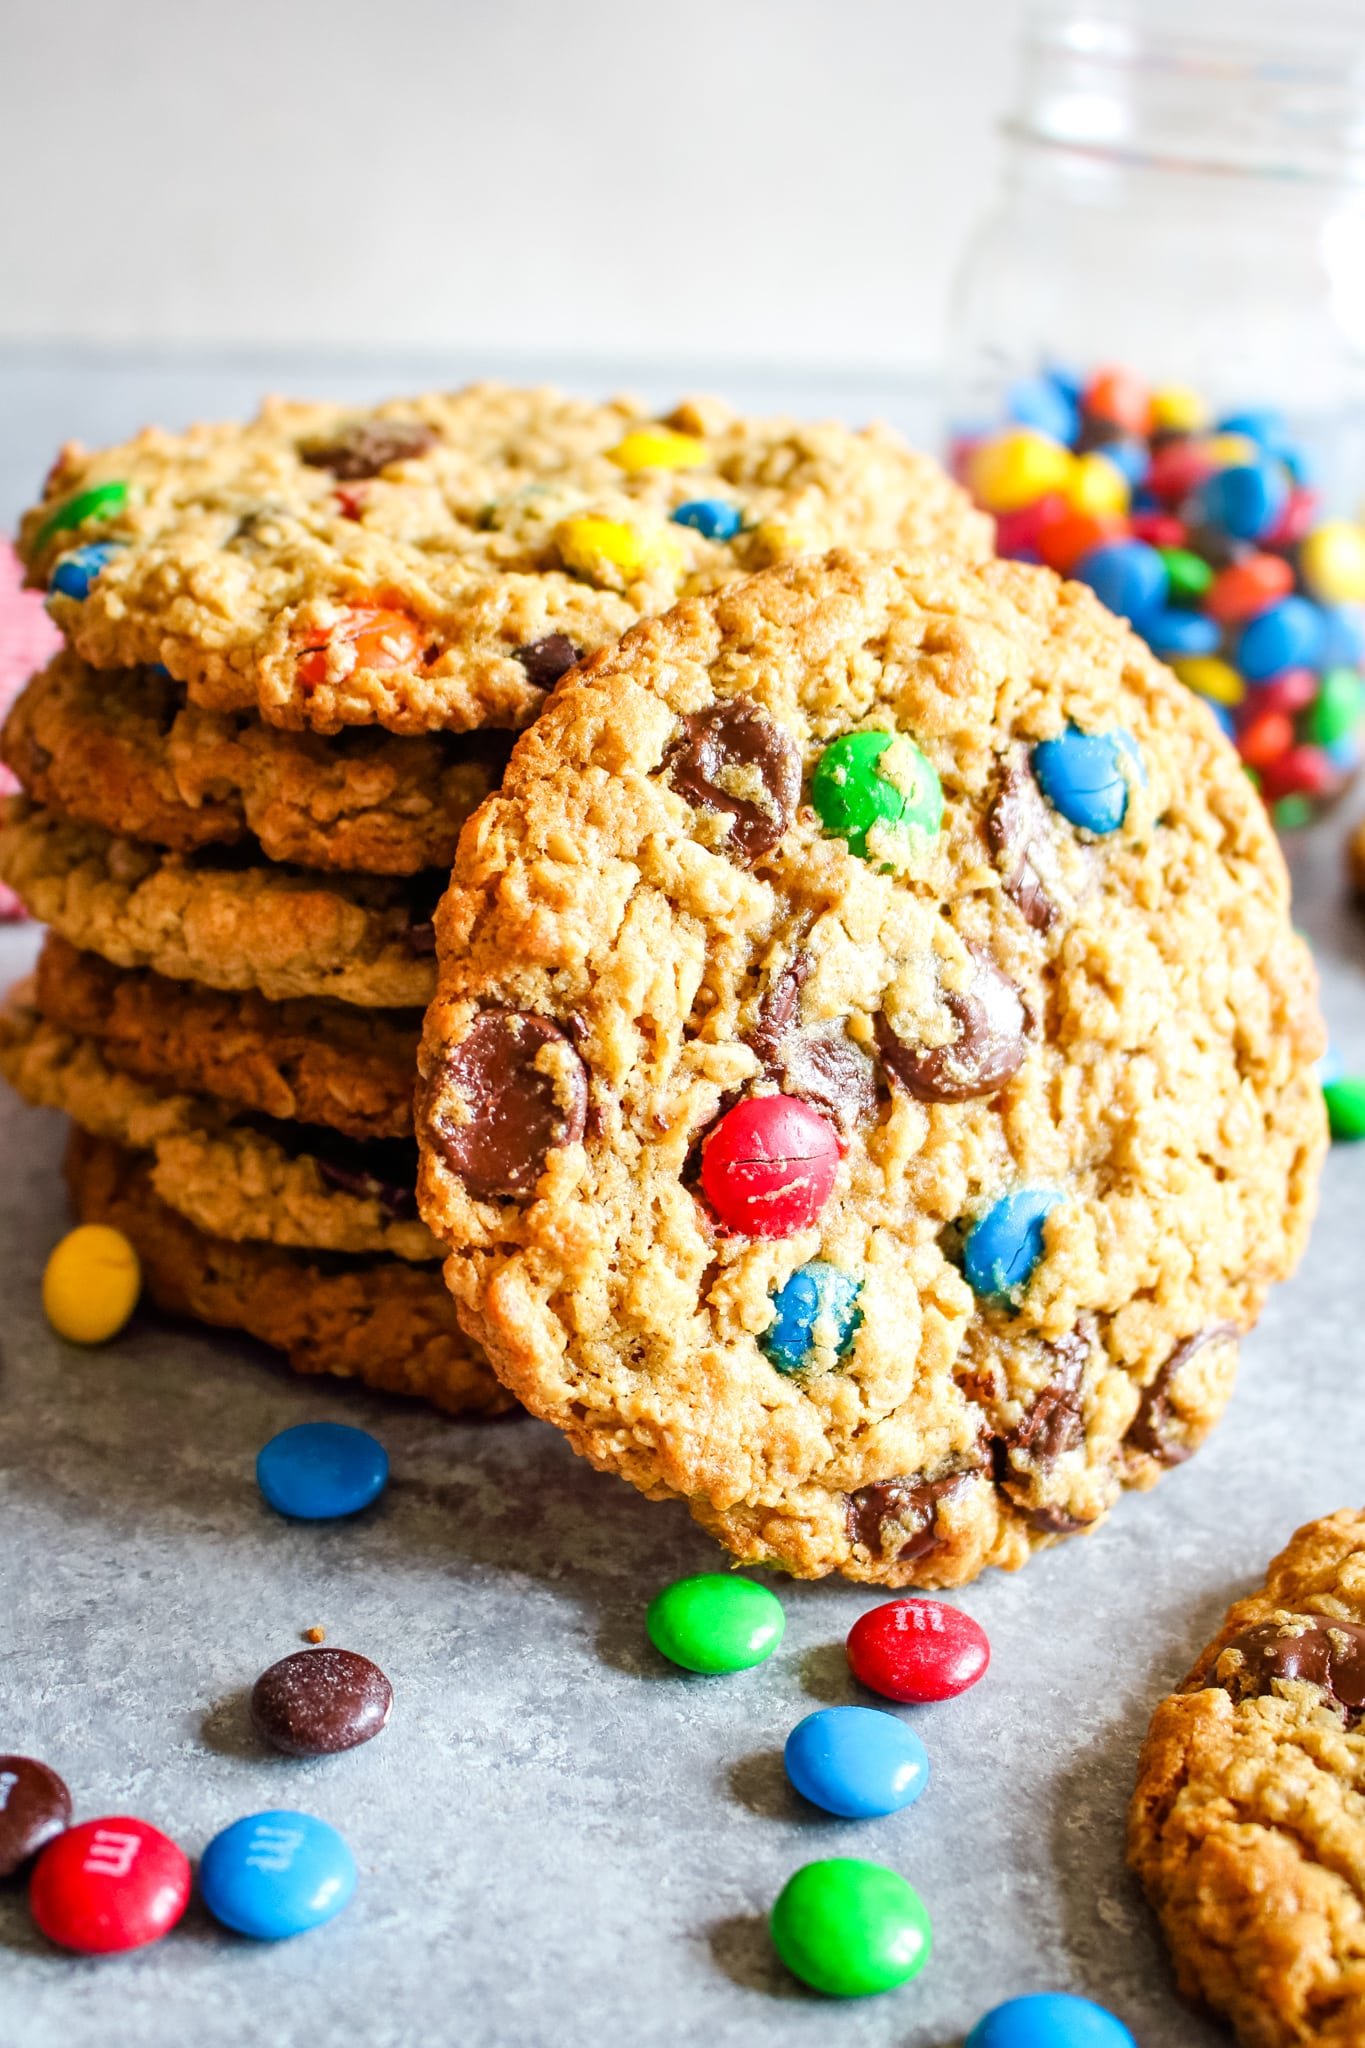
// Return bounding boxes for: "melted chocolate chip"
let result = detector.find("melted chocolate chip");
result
[876,950,1029,1103]
[987,763,1058,933]
[745,953,876,1134]
[748,955,813,1065]
[1128,1324,1238,1466]
[665,697,801,864]
[301,419,437,481]
[845,1469,977,1563]
[257,1120,419,1218]
[1219,1616,1365,1721]
[426,1010,588,1200]
[1008,1331,1088,1469]
[1021,1504,1092,1536]
[407,920,438,955]
[514,634,582,691]
[315,1155,418,1219]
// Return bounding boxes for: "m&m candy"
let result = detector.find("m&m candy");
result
[48,540,121,602]
[762,1262,862,1374]
[967,1992,1137,2046]
[698,1095,840,1237]
[847,1598,991,1704]
[1032,728,1141,836]
[962,1189,1060,1301]
[198,1810,357,1940]
[29,1817,191,1954]
[0,1756,71,1878]
[646,1573,785,1674]
[784,1707,930,1819]
[810,729,943,865]
[769,1858,932,1997]
[42,1223,141,1344]
[671,498,742,540]
[256,1421,390,1520]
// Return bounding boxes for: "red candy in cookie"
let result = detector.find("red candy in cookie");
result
[297,603,425,687]
[847,1598,991,1704]
[699,1095,840,1237]
[30,1816,191,1954]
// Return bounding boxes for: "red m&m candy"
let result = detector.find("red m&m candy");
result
[1206,553,1295,624]
[847,1598,991,1704]
[699,1095,840,1237]
[30,1816,191,1953]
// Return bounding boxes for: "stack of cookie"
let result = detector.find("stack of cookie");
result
[0,382,990,1413]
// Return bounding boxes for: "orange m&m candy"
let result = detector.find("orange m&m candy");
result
[297,604,426,688]
[1206,554,1294,625]
[1082,366,1152,439]
[1037,508,1126,575]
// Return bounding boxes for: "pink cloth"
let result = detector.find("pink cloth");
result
[0,539,60,918]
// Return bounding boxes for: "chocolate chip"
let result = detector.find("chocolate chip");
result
[514,634,582,691]
[250,1649,393,1756]
[1128,1324,1238,1466]
[301,419,437,481]
[994,1333,1091,1529]
[665,697,801,864]
[987,762,1058,933]
[426,1010,589,1201]
[0,1756,71,1878]
[876,949,1029,1103]
[315,1154,418,1219]
[1217,1617,1365,1722]
[1020,1504,1093,1536]
[746,953,877,1134]
[407,920,438,955]
[845,1469,977,1563]
[747,954,813,1066]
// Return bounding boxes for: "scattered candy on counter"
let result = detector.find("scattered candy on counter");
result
[953,368,1365,826]
[255,1421,390,1521]
[769,1856,932,1997]
[847,1599,991,1704]
[1323,1075,1365,1141]
[0,1756,72,1878]
[698,1095,841,1237]
[646,1572,786,1674]
[29,1817,192,1954]
[784,1707,930,1820]
[966,1990,1137,2046]
[198,1810,357,1941]
[42,1222,141,1344]
[250,1649,393,1757]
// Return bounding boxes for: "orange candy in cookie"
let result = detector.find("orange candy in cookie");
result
[296,603,427,689]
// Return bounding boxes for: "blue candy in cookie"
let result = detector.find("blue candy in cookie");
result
[963,1190,1060,1302]
[763,1261,862,1374]
[48,541,122,602]
[1032,726,1142,835]
[672,498,743,541]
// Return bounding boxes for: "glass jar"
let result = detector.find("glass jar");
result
[946,0,1365,825]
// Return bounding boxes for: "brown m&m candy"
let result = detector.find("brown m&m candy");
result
[250,1648,393,1757]
[0,1755,72,1877]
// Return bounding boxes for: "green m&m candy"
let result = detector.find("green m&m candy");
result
[1324,1076,1365,1141]
[1302,667,1364,748]
[811,729,942,866]
[770,1857,932,1997]
[35,481,130,552]
[645,1572,784,1674]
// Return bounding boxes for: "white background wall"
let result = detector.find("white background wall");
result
[0,0,1023,373]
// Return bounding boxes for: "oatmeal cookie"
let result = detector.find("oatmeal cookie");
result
[64,1129,510,1416]
[415,550,1324,1586]
[2,650,508,873]
[34,936,418,1140]
[2,999,436,1261]
[19,384,991,736]
[1129,1509,1365,2046]
[0,799,440,1006]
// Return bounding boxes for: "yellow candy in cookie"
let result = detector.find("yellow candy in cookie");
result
[606,427,710,472]
[555,515,684,589]
[43,1222,141,1343]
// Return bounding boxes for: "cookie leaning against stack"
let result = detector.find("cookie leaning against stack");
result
[415,548,1326,1581]
[2,384,989,1410]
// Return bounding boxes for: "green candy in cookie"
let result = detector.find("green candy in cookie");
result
[811,729,942,865]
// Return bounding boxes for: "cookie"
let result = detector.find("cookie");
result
[1,1000,437,1262]
[1129,1509,1365,2046]
[2,650,509,874]
[0,799,439,1006]
[34,936,418,1140]
[20,384,991,737]
[415,549,1325,1586]
[64,1129,510,1416]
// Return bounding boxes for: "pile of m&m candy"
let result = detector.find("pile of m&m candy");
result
[953,366,1365,828]
[644,1571,1134,2039]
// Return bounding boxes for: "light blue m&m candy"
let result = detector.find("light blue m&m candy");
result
[963,1191,1060,1302]
[256,1422,388,1520]
[784,1707,929,1819]
[1146,609,1220,660]
[49,541,121,601]
[1032,727,1142,835]
[763,1262,862,1375]
[1073,539,1166,625]
[1194,459,1288,542]
[1236,596,1326,681]
[967,1991,1136,2047]
[199,1811,356,1940]
[672,498,742,541]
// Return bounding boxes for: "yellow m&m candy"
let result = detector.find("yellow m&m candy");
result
[1065,451,1130,519]
[1150,385,1210,434]
[1172,655,1245,707]
[967,429,1073,514]
[43,1224,141,1344]
[556,515,683,587]
[606,427,710,473]
[1300,520,1365,604]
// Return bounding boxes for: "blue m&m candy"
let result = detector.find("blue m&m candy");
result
[1145,609,1220,660]
[672,498,742,541]
[1073,539,1166,625]
[256,1422,389,1520]
[49,541,121,601]
[963,1190,1060,1302]
[199,1811,356,1940]
[784,1707,929,1820]
[1006,374,1079,447]
[1235,596,1326,681]
[763,1262,862,1375]
[1319,605,1365,671]
[1032,726,1141,835]
[1194,460,1288,543]
[967,1991,1137,2047]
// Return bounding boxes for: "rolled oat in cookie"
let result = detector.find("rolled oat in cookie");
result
[416,549,1324,1586]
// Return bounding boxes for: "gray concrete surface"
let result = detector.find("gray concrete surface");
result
[1,355,1362,2047]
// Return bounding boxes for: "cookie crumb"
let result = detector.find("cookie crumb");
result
[303,1625,326,1644]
